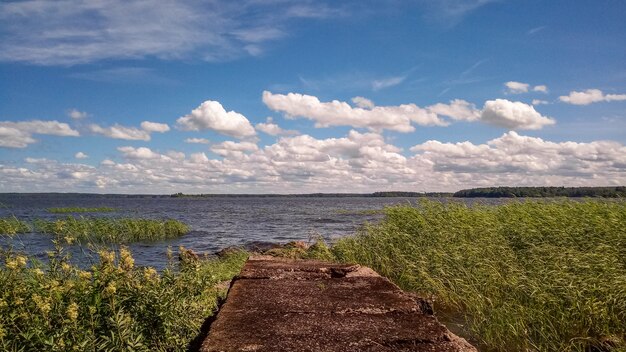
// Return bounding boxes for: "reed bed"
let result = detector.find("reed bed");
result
[327,200,626,352]
[48,207,116,213]
[0,217,30,236]
[35,217,189,243]
[0,244,248,351]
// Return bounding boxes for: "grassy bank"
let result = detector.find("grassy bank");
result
[48,207,116,213]
[34,217,189,243]
[0,244,247,351]
[325,200,626,351]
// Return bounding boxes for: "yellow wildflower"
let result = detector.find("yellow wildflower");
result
[63,236,75,244]
[5,259,17,270]
[32,294,51,315]
[0,299,7,309]
[33,268,44,276]
[104,283,116,296]
[99,250,115,266]
[119,247,134,271]
[66,302,79,322]
[78,270,92,280]
[61,262,72,272]
[143,267,158,281]
[14,297,23,306]
[15,255,27,267]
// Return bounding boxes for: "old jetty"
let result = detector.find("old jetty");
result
[200,255,477,352]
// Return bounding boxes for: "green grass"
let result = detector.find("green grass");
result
[34,216,190,243]
[321,200,626,352]
[0,244,248,351]
[0,217,30,236]
[48,207,117,213]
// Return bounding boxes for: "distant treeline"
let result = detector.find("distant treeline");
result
[453,186,626,198]
[170,192,453,198]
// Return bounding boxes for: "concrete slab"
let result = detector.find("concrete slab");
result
[200,258,476,352]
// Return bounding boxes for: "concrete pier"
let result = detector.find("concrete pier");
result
[200,256,477,352]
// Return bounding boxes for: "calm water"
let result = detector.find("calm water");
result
[0,194,503,268]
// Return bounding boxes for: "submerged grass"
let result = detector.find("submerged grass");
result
[0,243,248,351]
[323,200,626,352]
[0,217,30,236]
[48,207,116,213]
[34,216,189,243]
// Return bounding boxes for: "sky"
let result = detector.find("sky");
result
[0,0,625,194]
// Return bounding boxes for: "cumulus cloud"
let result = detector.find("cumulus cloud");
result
[480,99,555,130]
[75,152,88,159]
[185,137,211,144]
[263,91,446,132]
[0,120,79,148]
[427,99,480,121]
[117,146,169,160]
[140,121,170,133]
[351,96,375,109]
[68,109,89,120]
[255,117,299,136]
[505,81,530,94]
[1,129,624,193]
[559,89,626,105]
[210,141,259,157]
[532,99,549,105]
[89,124,151,141]
[176,100,256,139]
[411,131,626,179]
[505,81,548,94]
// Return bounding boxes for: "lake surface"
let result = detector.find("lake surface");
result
[0,194,504,268]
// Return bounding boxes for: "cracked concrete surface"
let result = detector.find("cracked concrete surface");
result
[200,256,477,352]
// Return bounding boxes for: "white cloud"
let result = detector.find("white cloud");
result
[505,81,548,94]
[532,99,549,105]
[75,152,88,159]
[480,99,556,130]
[411,131,626,180]
[255,117,299,136]
[263,91,446,133]
[1,130,624,193]
[185,137,211,144]
[140,121,170,133]
[176,100,256,139]
[0,120,79,148]
[351,96,375,109]
[117,146,168,160]
[427,99,480,121]
[89,124,151,141]
[68,109,88,120]
[505,81,530,94]
[559,89,626,105]
[0,126,36,148]
[210,141,259,158]
[0,0,345,65]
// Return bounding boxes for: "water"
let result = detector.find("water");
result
[3,194,476,268]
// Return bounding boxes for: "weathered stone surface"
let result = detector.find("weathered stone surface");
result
[200,257,476,352]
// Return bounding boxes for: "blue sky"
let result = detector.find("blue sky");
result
[0,0,625,193]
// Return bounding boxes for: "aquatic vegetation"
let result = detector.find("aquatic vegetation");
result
[325,200,626,351]
[35,216,190,243]
[48,207,117,213]
[0,243,248,351]
[0,217,30,236]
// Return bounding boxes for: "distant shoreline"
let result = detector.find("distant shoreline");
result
[1,186,624,198]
